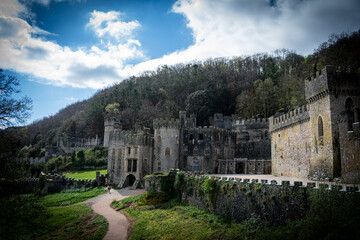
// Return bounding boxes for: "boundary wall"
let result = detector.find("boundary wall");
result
[145,171,360,224]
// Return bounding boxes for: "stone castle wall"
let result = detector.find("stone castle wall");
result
[0,172,104,196]
[154,126,180,172]
[145,172,360,224]
[107,129,152,186]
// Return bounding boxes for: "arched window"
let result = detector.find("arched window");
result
[345,97,355,131]
[193,159,199,171]
[111,149,115,161]
[165,147,170,156]
[318,116,324,137]
[199,133,204,140]
[157,159,161,171]
[265,130,269,139]
[157,136,162,144]
[118,149,122,160]
[111,149,115,170]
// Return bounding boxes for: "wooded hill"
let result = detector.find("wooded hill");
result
[2,30,360,160]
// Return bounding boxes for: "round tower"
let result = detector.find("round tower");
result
[103,118,115,148]
[153,118,181,172]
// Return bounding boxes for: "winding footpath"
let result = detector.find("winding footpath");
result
[84,188,144,240]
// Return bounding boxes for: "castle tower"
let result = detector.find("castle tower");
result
[103,118,115,148]
[153,118,181,172]
[305,65,360,179]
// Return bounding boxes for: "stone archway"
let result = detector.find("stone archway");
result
[123,174,136,188]
[236,162,245,174]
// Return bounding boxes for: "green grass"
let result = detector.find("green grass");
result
[41,186,107,207]
[112,193,243,240]
[36,204,108,240]
[65,168,107,180]
[112,190,360,240]
[0,187,108,240]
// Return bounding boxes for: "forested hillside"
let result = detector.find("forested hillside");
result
[1,30,359,161]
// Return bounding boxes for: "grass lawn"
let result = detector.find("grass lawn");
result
[65,168,107,180]
[112,193,245,240]
[0,187,108,240]
[112,191,360,240]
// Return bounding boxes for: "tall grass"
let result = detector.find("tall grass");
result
[65,168,107,180]
[0,187,107,240]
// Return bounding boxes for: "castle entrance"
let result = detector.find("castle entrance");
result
[124,174,136,187]
[236,162,245,174]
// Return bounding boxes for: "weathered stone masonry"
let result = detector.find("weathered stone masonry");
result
[269,66,360,183]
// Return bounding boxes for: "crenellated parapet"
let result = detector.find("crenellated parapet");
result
[305,65,360,103]
[153,118,181,129]
[110,129,152,145]
[234,117,268,131]
[269,105,310,132]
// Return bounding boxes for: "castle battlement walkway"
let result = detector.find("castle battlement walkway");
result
[206,174,359,189]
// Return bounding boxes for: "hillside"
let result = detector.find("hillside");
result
[1,30,360,162]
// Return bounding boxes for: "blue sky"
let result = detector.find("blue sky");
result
[1,0,360,125]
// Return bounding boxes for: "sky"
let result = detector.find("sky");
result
[0,0,360,125]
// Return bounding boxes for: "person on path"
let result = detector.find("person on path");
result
[107,185,111,194]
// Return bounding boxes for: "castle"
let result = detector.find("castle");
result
[105,65,360,187]
[269,66,360,183]
[104,112,271,188]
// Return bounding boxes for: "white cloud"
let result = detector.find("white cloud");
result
[0,0,359,90]
[127,0,360,76]
[0,1,144,89]
[87,10,141,40]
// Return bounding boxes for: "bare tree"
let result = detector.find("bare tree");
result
[0,69,32,127]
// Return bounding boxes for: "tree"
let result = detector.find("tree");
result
[0,69,32,127]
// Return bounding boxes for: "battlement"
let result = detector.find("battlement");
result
[269,105,310,132]
[235,117,268,125]
[104,118,116,127]
[153,118,181,129]
[111,129,152,145]
[305,66,360,103]
[233,117,268,131]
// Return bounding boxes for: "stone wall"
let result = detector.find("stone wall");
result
[14,157,46,164]
[0,172,104,196]
[107,128,152,186]
[154,124,180,172]
[270,115,311,178]
[145,171,360,224]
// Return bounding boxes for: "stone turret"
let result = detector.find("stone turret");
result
[104,118,116,147]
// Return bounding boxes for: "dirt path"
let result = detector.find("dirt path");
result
[85,188,144,240]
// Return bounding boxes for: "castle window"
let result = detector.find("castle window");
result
[157,159,161,172]
[112,149,115,160]
[144,158,148,166]
[193,159,199,171]
[118,158,121,170]
[157,136,162,145]
[132,160,137,172]
[134,147,138,154]
[165,147,170,156]
[265,131,269,139]
[345,97,355,131]
[127,147,131,154]
[127,159,137,172]
[118,149,122,160]
[193,147,198,155]
[199,133,204,140]
[127,159,132,172]
[318,116,324,137]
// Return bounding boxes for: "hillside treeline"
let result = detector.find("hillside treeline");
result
[1,30,360,162]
